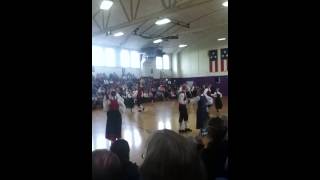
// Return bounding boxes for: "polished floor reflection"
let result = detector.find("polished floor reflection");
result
[92,97,228,165]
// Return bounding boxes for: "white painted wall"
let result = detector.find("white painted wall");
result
[172,53,178,75]
[172,37,228,78]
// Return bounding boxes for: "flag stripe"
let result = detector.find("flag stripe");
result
[208,49,218,72]
[212,62,216,72]
[224,60,228,71]
[215,59,218,72]
[220,48,228,72]
[221,59,224,72]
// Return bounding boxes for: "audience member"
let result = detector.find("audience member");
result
[111,139,140,180]
[92,149,122,180]
[200,117,228,180]
[140,129,206,180]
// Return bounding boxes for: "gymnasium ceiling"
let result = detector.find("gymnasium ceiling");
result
[92,0,228,54]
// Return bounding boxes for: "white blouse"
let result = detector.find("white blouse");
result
[103,96,126,113]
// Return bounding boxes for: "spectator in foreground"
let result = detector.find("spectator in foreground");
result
[92,149,122,180]
[140,129,206,180]
[200,117,228,180]
[111,139,140,180]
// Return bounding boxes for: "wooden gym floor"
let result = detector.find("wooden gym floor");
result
[92,97,228,165]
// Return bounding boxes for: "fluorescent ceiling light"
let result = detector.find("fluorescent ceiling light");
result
[179,44,188,48]
[153,39,163,43]
[100,0,113,10]
[113,32,124,37]
[155,18,171,25]
[218,38,227,41]
[222,1,228,7]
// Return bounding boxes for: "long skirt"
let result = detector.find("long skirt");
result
[136,97,143,107]
[105,110,122,141]
[196,109,209,129]
[124,98,134,109]
[215,98,223,110]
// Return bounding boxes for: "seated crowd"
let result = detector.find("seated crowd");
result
[92,72,220,110]
[92,117,228,180]
[92,72,179,109]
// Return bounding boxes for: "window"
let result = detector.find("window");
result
[163,54,170,70]
[92,46,116,67]
[92,46,107,66]
[130,51,140,68]
[140,56,146,69]
[104,48,116,67]
[120,50,140,68]
[120,49,130,68]
[156,56,163,69]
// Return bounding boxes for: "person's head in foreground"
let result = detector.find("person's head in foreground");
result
[92,149,122,180]
[140,129,206,180]
[207,117,227,142]
[111,139,140,180]
[110,139,130,165]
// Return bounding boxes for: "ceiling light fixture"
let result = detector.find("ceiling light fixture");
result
[218,38,227,41]
[113,32,124,37]
[222,1,228,7]
[179,44,188,48]
[155,18,171,25]
[100,0,113,10]
[153,39,163,43]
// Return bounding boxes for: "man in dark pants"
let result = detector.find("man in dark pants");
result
[178,85,192,133]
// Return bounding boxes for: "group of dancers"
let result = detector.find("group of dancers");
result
[178,84,223,135]
[103,83,223,142]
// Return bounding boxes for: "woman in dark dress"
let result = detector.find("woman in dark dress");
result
[104,90,126,142]
[136,86,144,112]
[164,86,170,101]
[151,87,157,102]
[191,85,198,97]
[124,90,134,112]
[213,88,223,113]
[195,88,209,136]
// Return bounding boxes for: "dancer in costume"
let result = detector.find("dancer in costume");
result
[178,85,192,133]
[104,90,126,142]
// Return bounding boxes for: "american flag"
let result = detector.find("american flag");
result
[209,49,218,72]
[221,48,228,72]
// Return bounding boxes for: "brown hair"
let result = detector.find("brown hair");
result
[92,149,122,180]
[140,129,206,180]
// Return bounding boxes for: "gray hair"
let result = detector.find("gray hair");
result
[140,129,206,180]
